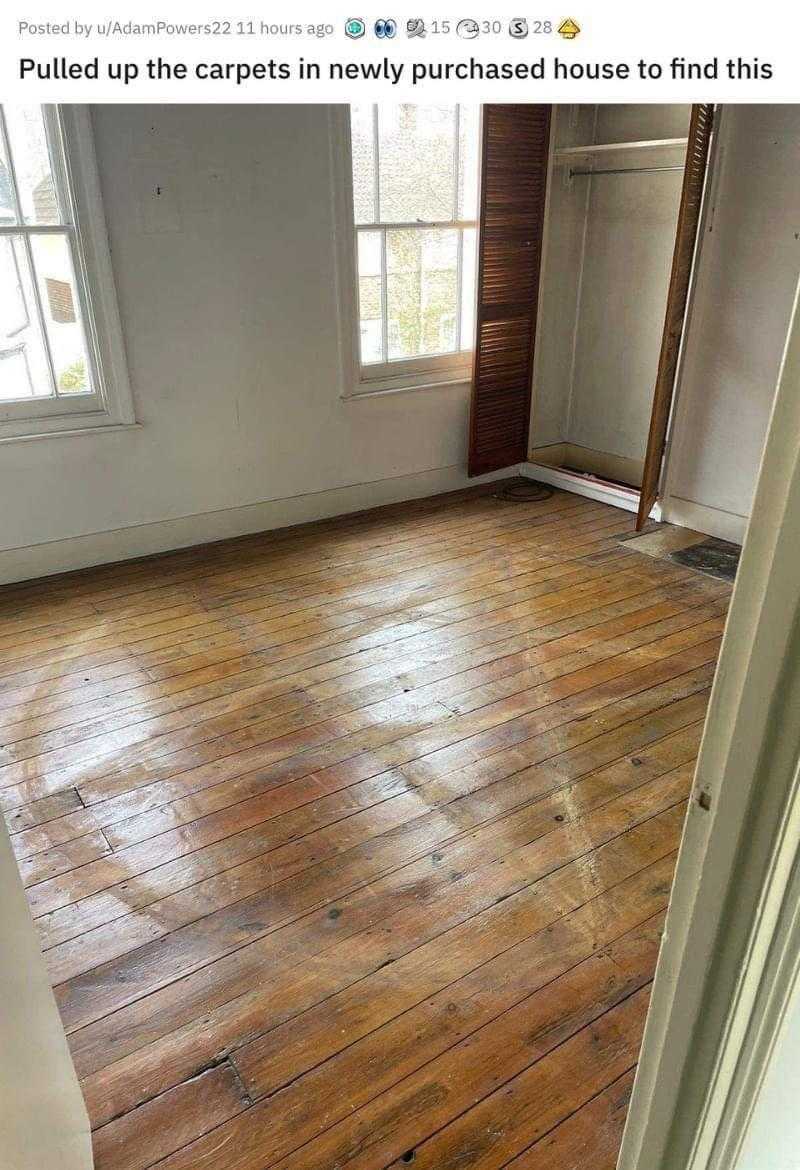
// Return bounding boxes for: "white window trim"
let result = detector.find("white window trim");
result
[0,105,135,441]
[329,105,475,401]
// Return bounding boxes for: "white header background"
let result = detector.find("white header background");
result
[1,0,798,103]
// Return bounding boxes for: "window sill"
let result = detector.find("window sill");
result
[0,421,141,444]
[342,377,471,402]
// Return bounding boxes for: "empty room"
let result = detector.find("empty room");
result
[1,93,799,1170]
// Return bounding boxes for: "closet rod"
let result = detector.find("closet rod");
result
[569,164,684,178]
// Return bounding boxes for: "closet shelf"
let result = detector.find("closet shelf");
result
[554,138,688,164]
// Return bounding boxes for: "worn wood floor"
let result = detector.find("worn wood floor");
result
[1,484,731,1170]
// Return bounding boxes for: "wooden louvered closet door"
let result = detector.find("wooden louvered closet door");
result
[468,105,551,476]
[636,103,715,528]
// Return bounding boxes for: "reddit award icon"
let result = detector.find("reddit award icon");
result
[558,18,581,39]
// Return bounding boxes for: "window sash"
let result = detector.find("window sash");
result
[0,105,104,421]
[352,104,477,386]
[355,222,477,375]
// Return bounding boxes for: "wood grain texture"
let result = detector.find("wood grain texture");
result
[637,103,715,527]
[1,485,730,1168]
[468,105,551,475]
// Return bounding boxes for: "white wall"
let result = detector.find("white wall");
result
[568,163,683,464]
[662,104,800,543]
[0,104,496,582]
[2,104,797,578]
[529,104,596,448]
[593,104,694,144]
[0,820,92,1170]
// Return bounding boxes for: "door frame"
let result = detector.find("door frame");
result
[619,274,800,1170]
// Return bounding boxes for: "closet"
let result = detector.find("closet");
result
[468,103,714,529]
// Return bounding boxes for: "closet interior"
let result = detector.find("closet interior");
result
[527,104,695,513]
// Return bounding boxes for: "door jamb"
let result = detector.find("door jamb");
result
[618,275,800,1170]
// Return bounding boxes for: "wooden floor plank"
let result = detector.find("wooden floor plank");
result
[499,1070,635,1169]
[91,1063,248,1170]
[38,693,705,961]
[234,850,678,1103]
[64,774,690,1080]
[0,547,671,742]
[0,546,682,753]
[0,500,623,677]
[373,984,649,1170]
[36,675,710,973]
[79,829,678,1129]
[24,613,719,905]
[0,562,694,805]
[0,554,686,761]
[153,930,657,1169]
[0,497,606,655]
[28,643,715,935]
[1,487,732,1169]
[7,588,710,859]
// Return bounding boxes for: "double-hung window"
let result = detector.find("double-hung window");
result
[343,104,480,395]
[0,105,133,439]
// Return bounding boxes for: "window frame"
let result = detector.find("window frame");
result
[0,104,135,441]
[330,105,478,400]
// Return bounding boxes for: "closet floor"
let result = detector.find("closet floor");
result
[620,525,742,583]
[1,484,732,1170]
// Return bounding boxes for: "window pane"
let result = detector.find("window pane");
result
[458,106,481,220]
[379,106,456,224]
[29,233,92,394]
[460,227,477,351]
[3,105,63,225]
[357,230,383,364]
[350,105,376,226]
[0,235,52,400]
[386,228,459,360]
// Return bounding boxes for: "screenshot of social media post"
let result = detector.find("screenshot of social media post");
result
[0,5,798,1170]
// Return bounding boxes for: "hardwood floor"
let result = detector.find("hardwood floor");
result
[0,484,731,1170]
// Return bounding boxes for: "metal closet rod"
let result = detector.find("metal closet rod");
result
[568,164,684,178]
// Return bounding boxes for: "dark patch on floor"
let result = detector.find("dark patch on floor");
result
[669,537,741,582]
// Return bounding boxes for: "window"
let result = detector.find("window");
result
[0,105,133,439]
[343,104,480,395]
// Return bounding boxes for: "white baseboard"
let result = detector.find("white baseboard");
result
[660,494,748,544]
[0,463,519,586]
[521,461,661,521]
